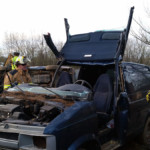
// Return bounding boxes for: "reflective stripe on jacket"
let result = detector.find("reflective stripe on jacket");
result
[4,85,11,89]
[4,69,32,90]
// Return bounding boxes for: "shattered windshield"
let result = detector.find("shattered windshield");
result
[7,83,90,100]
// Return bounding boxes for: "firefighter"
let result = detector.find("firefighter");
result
[4,56,32,90]
[11,52,20,70]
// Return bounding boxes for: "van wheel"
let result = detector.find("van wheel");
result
[142,117,150,146]
[77,141,101,150]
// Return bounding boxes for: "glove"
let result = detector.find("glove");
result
[146,90,150,102]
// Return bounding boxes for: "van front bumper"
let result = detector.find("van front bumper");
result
[0,123,56,150]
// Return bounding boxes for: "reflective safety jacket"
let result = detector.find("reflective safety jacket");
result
[4,69,32,90]
[11,56,18,70]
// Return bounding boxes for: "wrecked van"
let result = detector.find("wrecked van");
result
[0,7,150,150]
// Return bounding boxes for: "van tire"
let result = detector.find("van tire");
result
[142,117,150,146]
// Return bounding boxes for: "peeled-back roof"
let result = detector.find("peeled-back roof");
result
[60,30,123,64]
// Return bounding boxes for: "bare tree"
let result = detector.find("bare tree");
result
[124,38,150,65]
[131,21,150,45]
[2,32,62,66]
[131,6,150,46]
[123,6,150,66]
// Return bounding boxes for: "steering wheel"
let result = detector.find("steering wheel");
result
[74,80,93,91]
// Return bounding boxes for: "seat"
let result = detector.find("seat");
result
[93,73,113,113]
[56,71,72,87]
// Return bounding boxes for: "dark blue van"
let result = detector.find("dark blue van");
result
[43,6,150,149]
[0,7,150,150]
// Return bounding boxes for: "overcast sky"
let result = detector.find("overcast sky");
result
[0,0,149,46]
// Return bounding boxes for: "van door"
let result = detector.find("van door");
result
[122,63,150,135]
